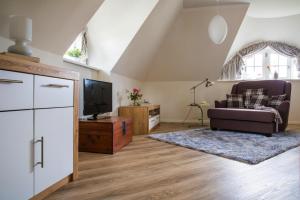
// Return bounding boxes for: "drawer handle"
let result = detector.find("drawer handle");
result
[43,84,69,88]
[0,79,23,84]
[34,137,44,168]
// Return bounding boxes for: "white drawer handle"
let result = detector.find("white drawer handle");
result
[0,79,23,84]
[42,84,69,88]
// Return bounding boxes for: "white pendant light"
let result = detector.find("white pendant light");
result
[208,1,228,45]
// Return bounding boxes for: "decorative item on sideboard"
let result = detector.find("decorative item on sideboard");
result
[126,87,143,106]
[7,16,33,56]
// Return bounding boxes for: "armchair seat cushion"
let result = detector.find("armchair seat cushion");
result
[208,108,275,123]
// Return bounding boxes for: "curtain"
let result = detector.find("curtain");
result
[221,41,300,80]
[81,30,88,64]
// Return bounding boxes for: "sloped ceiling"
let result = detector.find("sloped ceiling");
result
[226,14,300,63]
[111,0,183,80]
[184,0,300,18]
[146,4,249,81]
[0,0,104,55]
[184,0,249,8]
[87,0,160,72]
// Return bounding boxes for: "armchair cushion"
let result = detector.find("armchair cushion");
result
[247,94,269,109]
[268,94,287,108]
[226,94,244,108]
[244,88,265,108]
[208,108,275,123]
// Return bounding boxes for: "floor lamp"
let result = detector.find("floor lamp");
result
[183,78,214,126]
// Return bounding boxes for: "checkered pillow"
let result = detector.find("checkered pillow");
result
[268,94,286,108]
[246,94,269,109]
[226,94,244,108]
[244,88,265,108]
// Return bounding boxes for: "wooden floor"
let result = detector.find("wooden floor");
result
[47,123,300,200]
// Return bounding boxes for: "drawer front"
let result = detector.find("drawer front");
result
[0,70,33,111]
[34,75,74,108]
[149,115,160,130]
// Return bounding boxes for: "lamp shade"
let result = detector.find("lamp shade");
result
[208,15,228,45]
[9,16,32,42]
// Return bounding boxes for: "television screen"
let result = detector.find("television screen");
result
[83,79,112,116]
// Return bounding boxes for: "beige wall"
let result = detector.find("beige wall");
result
[146,4,249,81]
[143,81,232,122]
[112,0,183,80]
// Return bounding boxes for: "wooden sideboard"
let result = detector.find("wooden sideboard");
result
[0,53,79,200]
[118,105,160,135]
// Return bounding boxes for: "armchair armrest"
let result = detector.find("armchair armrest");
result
[215,100,227,108]
[277,101,290,117]
[277,100,290,131]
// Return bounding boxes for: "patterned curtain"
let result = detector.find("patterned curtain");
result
[221,41,300,80]
[81,30,88,64]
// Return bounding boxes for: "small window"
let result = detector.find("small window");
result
[63,31,88,66]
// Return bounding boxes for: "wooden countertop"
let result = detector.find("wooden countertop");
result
[0,54,80,81]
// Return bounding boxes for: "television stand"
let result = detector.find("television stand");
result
[118,105,160,135]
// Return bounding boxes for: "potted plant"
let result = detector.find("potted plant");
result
[127,87,143,106]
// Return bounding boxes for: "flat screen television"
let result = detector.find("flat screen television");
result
[83,79,112,119]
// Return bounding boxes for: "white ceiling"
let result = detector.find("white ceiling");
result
[0,0,104,55]
[183,0,300,18]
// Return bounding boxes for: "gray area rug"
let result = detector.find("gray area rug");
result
[148,128,300,164]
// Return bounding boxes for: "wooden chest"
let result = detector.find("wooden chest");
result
[79,117,132,154]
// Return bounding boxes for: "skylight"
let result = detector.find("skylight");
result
[63,31,88,67]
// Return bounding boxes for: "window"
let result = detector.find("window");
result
[240,47,299,80]
[63,31,88,66]
[243,53,263,79]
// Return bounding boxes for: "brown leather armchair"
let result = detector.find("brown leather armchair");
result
[207,80,291,136]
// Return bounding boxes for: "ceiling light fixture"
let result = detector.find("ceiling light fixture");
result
[208,0,228,45]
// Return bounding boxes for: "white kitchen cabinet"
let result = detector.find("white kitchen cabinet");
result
[0,110,34,200]
[34,107,74,194]
[0,53,79,200]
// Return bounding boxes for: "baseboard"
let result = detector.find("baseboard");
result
[288,121,300,125]
[161,119,210,124]
[161,119,300,125]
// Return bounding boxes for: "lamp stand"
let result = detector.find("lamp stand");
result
[8,40,32,56]
[182,78,214,126]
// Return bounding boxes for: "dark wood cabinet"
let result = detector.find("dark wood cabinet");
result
[79,117,132,154]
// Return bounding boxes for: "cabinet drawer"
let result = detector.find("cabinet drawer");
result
[34,76,74,108]
[149,115,160,130]
[0,70,33,111]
